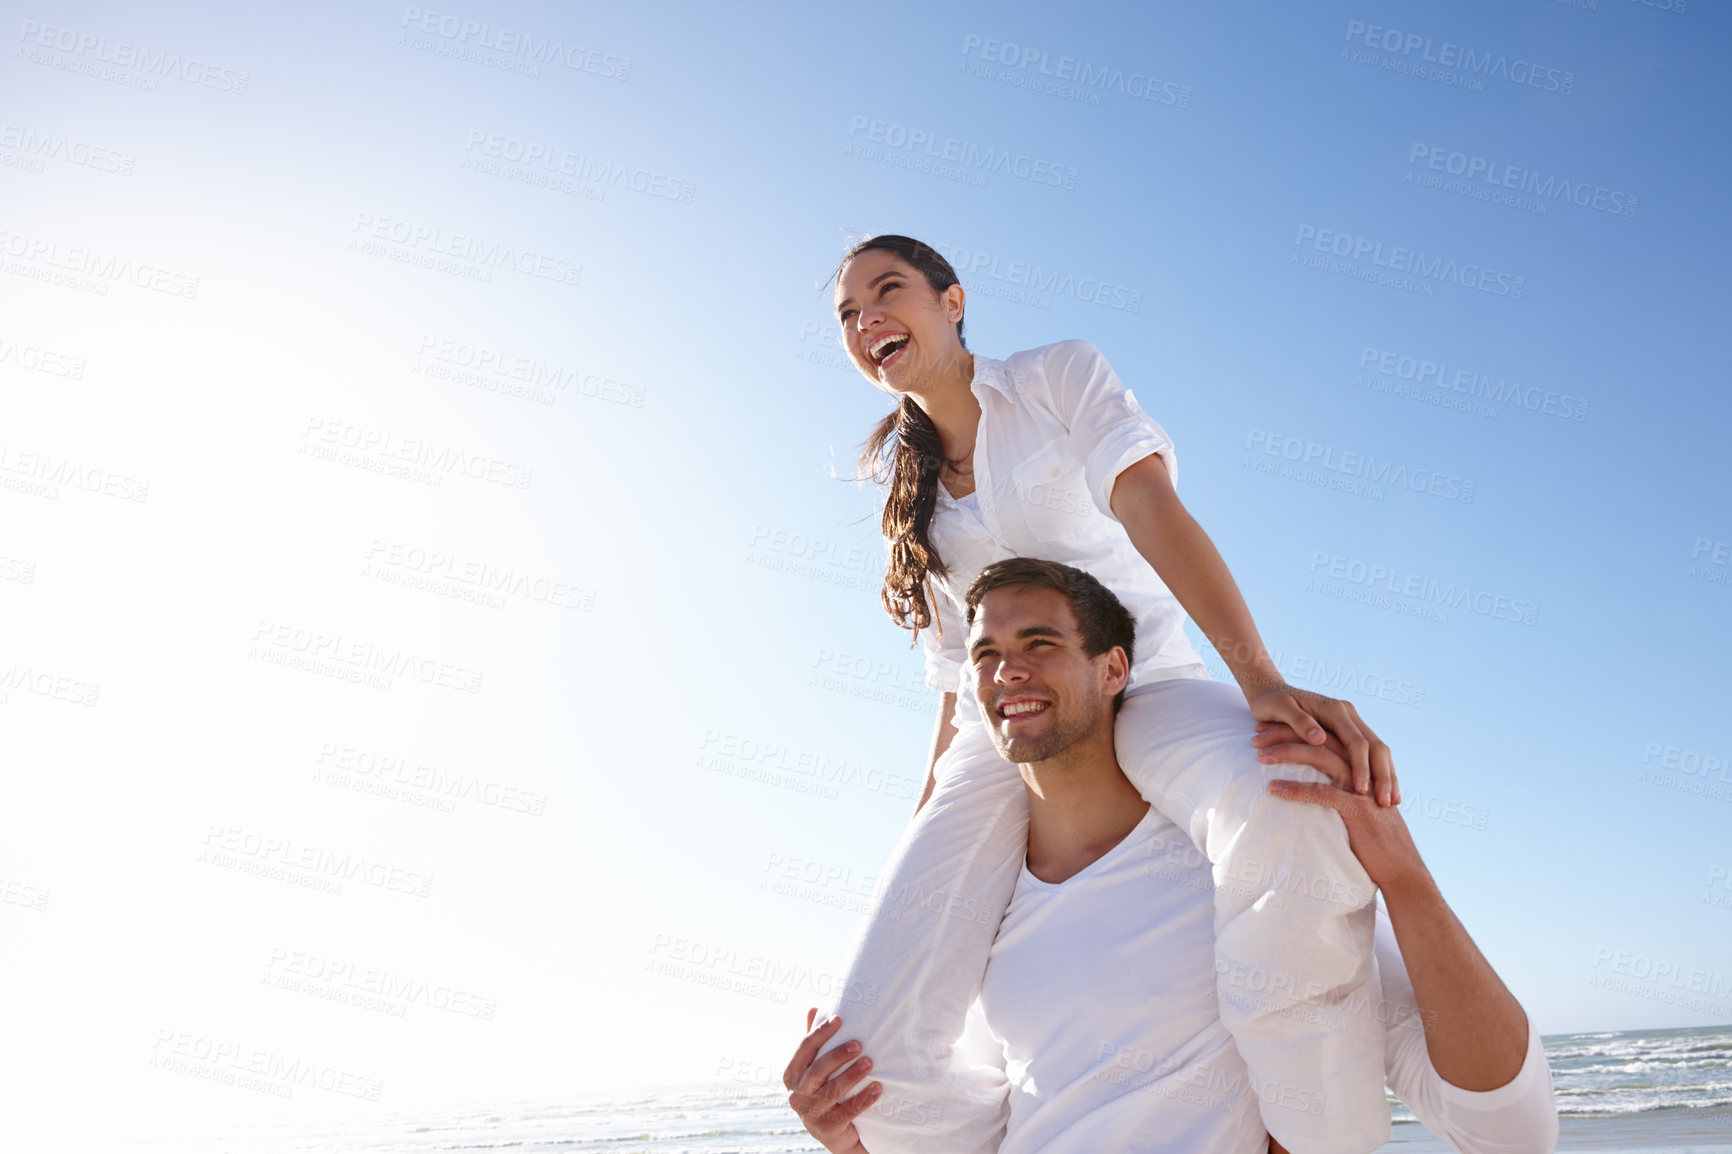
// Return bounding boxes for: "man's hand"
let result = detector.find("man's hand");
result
[1248,685,1400,807]
[1256,721,1427,893]
[783,1008,881,1154]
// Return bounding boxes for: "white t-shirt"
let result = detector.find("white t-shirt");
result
[972,805,1559,1154]
[917,340,1210,727]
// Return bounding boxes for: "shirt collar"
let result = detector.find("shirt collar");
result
[968,352,1014,400]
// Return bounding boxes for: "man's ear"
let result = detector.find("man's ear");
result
[1101,645,1131,697]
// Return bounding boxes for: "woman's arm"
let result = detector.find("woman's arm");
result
[913,692,958,815]
[1109,452,1398,804]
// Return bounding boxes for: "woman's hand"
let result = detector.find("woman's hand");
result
[783,1008,881,1154]
[1247,691,1400,807]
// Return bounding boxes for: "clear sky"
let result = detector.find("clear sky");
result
[2,0,1729,1147]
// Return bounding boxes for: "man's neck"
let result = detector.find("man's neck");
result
[1020,734,1151,885]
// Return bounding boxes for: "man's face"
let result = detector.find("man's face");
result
[967,584,1122,765]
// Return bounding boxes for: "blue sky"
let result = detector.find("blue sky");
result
[2,0,1728,1145]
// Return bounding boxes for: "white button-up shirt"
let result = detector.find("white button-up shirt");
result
[917,339,1208,726]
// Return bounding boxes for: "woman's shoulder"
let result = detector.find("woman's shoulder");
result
[1002,338,1104,375]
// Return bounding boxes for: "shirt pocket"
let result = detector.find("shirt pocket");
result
[1008,438,1094,544]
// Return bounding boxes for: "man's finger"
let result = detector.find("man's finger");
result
[1254,721,1351,763]
[829,1079,884,1123]
[797,1039,865,1098]
[1267,778,1356,814]
[815,1054,875,1107]
[784,1013,843,1090]
[1257,741,1352,789]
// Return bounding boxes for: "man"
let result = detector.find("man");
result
[784,558,1558,1152]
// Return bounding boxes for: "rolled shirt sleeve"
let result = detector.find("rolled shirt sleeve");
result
[1375,908,1560,1153]
[920,574,968,694]
[1041,339,1178,521]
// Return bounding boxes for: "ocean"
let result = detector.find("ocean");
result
[82,1025,1732,1153]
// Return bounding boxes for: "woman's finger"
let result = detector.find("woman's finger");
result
[1363,730,1398,807]
[1257,695,1326,745]
[1313,699,1372,795]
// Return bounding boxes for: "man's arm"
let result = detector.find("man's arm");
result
[914,692,959,815]
[1262,773,1527,1088]
[785,1009,880,1154]
[1261,729,1559,1154]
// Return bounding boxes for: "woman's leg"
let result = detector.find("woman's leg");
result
[1113,675,1391,1154]
[817,719,1026,1154]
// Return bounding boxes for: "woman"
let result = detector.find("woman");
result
[814,236,1404,1154]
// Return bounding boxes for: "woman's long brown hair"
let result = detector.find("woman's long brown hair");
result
[831,235,969,645]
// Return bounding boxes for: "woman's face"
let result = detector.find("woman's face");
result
[833,248,965,394]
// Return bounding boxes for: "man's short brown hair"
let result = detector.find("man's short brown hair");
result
[963,557,1137,714]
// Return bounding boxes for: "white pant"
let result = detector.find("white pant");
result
[819,675,1391,1154]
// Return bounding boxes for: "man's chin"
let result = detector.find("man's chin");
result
[990,733,1054,765]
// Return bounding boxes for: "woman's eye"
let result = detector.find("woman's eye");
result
[838,310,854,323]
